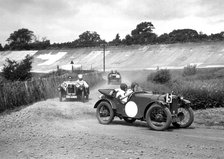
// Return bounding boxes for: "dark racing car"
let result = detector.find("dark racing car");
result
[107,70,121,85]
[94,87,194,131]
[58,79,89,102]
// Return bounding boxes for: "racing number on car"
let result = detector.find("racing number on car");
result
[125,101,138,117]
[166,93,172,103]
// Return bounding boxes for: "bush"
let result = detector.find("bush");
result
[2,55,33,81]
[183,64,197,76]
[148,69,171,84]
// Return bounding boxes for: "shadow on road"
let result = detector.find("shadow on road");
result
[111,119,195,132]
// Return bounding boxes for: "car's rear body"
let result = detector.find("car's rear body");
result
[108,73,121,85]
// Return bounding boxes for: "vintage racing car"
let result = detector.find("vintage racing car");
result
[94,88,194,131]
[107,71,121,85]
[58,80,89,102]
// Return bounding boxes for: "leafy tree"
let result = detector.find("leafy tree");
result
[3,44,10,50]
[2,55,33,81]
[29,38,51,50]
[7,28,34,50]
[109,33,122,46]
[122,34,133,45]
[157,33,170,44]
[209,32,224,41]
[169,29,198,43]
[198,31,208,41]
[75,31,104,47]
[131,22,157,44]
[0,44,3,51]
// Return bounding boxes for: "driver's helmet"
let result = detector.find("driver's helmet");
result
[114,70,118,73]
[120,83,127,91]
[78,74,83,80]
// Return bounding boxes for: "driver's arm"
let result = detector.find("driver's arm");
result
[83,81,89,88]
[120,89,133,100]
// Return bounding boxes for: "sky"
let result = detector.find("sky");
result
[0,0,224,45]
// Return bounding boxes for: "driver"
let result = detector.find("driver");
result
[131,82,141,92]
[115,83,133,104]
[76,74,89,88]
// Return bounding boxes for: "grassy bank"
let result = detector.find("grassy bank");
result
[129,67,224,110]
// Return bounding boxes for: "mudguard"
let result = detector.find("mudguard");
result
[142,100,169,119]
[181,99,191,108]
[94,98,117,109]
[155,100,169,107]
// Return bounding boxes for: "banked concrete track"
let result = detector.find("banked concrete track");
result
[0,41,224,72]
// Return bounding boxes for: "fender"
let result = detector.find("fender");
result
[155,100,169,107]
[94,98,117,109]
[143,100,169,119]
[180,99,191,108]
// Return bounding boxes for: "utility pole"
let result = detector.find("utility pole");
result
[103,44,106,72]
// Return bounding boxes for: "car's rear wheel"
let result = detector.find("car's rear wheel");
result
[123,117,136,123]
[146,104,172,131]
[96,101,114,124]
[172,107,194,128]
[81,91,85,103]
[59,91,62,102]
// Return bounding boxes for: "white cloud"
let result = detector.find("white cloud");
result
[0,0,224,45]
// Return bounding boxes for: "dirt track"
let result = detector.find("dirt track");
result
[0,81,224,159]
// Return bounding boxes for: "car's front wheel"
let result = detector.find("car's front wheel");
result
[96,101,114,124]
[172,107,194,128]
[59,91,62,102]
[146,104,172,131]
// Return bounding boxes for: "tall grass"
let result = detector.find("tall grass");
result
[172,79,224,110]
[0,72,103,112]
[141,68,224,110]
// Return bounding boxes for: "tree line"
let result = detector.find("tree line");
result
[0,21,224,51]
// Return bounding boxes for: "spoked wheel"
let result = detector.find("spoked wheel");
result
[172,107,194,128]
[146,104,172,131]
[59,91,62,102]
[123,117,136,123]
[96,101,114,124]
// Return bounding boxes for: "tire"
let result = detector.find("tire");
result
[146,104,172,131]
[96,101,114,124]
[172,107,194,128]
[123,117,136,123]
[81,91,85,103]
[59,91,62,102]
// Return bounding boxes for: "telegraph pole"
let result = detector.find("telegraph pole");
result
[103,44,105,72]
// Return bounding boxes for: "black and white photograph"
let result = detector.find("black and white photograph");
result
[0,0,224,158]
